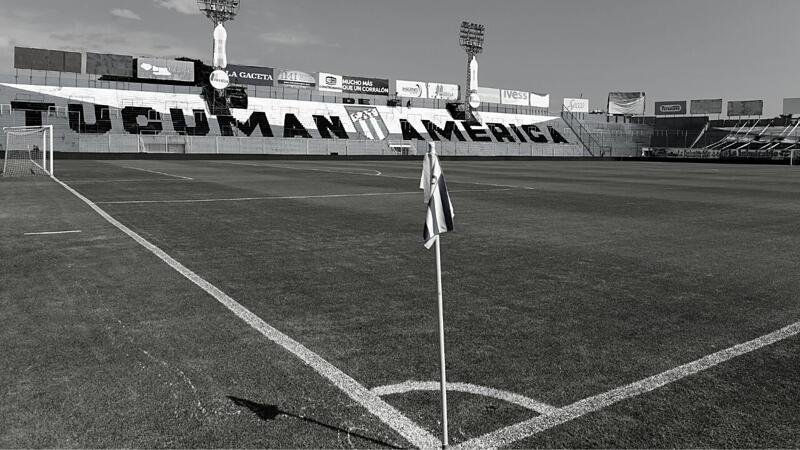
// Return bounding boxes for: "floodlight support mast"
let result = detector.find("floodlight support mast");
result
[198,0,240,26]
[459,21,485,123]
[198,0,240,94]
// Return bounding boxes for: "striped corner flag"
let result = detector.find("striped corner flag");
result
[420,145,454,249]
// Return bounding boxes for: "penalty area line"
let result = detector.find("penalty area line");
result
[122,166,194,180]
[24,230,82,236]
[51,176,440,450]
[457,320,800,449]
[94,188,522,205]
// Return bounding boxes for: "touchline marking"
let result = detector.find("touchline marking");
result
[23,230,82,236]
[371,381,558,415]
[123,166,194,180]
[94,188,519,205]
[52,177,440,449]
[457,320,800,449]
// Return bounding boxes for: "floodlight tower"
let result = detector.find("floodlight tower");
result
[198,0,241,89]
[459,21,485,123]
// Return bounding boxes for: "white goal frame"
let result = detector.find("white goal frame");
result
[2,125,54,177]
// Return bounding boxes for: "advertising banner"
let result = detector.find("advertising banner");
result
[62,51,82,73]
[654,100,687,115]
[318,72,343,92]
[226,65,273,86]
[563,98,589,113]
[530,92,550,109]
[783,98,800,115]
[478,87,501,104]
[86,52,133,77]
[14,47,81,73]
[608,92,646,115]
[690,99,723,115]
[501,89,530,106]
[275,68,316,88]
[343,76,390,96]
[137,58,195,82]
[396,80,428,98]
[727,100,763,116]
[428,82,459,101]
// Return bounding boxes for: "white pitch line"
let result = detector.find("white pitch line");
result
[94,188,519,205]
[52,176,440,450]
[24,230,82,236]
[216,161,532,190]
[224,161,383,176]
[371,381,558,415]
[457,320,800,449]
[123,166,194,180]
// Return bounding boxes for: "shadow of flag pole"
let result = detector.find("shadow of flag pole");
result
[421,142,455,447]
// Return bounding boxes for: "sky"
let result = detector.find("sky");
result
[0,0,798,116]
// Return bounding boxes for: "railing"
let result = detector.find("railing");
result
[75,135,586,157]
[560,106,611,157]
[0,72,552,116]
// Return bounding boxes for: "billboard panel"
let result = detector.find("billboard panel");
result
[343,76,389,96]
[727,100,763,116]
[226,64,273,86]
[563,98,589,113]
[608,92,646,115]
[14,47,81,73]
[783,98,800,115]
[428,82,459,101]
[63,52,81,73]
[501,89,530,106]
[396,80,428,98]
[690,99,723,115]
[478,87,501,104]
[86,52,133,77]
[275,68,316,88]
[318,72,343,92]
[530,92,550,108]
[137,58,194,82]
[654,100,687,115]
[15,47,49,70]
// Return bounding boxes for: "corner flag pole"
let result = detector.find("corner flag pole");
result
[421,142,454,447]
[435,234,449,447]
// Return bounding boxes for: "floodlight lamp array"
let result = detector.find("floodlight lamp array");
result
[197,0,241,24]
[459,21,485,55]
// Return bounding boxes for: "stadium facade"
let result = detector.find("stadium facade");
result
[1,48,796,160]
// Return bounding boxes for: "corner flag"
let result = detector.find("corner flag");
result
[420,142,454,447]
[420,144,454,249]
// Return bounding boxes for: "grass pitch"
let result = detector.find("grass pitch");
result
[1,159,799,448]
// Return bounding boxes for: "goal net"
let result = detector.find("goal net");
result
[3,125,53,177]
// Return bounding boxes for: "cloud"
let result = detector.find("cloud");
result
[259,30,339,48]
[153,0,199,15]
[110,9,142,20]
[0,36,11,48]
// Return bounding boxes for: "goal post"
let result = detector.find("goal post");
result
[2,125,54,177]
